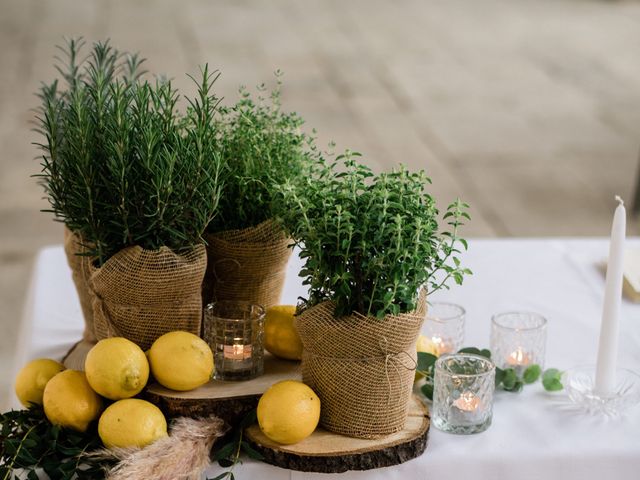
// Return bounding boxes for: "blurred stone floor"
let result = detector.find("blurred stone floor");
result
[1,0,640,407]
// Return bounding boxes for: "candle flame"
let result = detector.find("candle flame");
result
[507,348,530,366]
[453,391,481,412]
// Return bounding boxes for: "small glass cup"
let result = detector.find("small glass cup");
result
[490,312,547,375]
[423,302,466,356]
[204,301,265,381]
[432,353,496,434]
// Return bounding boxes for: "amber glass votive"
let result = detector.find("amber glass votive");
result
[204,301,265,381]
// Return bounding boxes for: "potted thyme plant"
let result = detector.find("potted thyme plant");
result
[203,74,316,308]
[35,39,223,353]
[276,152,471,439]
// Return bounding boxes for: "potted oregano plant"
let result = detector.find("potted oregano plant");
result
[276,152,471,439]
[35,39,223,353]
[202,73,317,308]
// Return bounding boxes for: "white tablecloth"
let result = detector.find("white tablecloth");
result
[13,238,640,480]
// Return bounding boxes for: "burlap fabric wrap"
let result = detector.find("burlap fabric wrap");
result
[296,293,426,439]
[90,244,206,351]
[203,219,291,308]
[63,228,97,343]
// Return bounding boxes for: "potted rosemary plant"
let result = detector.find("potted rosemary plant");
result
[203,74,316,308]
[36,39,223,351]
[276,152,471,438]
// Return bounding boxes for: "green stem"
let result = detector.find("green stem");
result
[2,424,38,480]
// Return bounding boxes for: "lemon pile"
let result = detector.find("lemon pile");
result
[17,324,323,449]
[14,330,214,449]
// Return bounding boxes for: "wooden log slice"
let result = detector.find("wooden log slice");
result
[145,354,301,424]
[244,395,430,473]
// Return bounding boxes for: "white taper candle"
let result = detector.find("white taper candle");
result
[594,195,626,395]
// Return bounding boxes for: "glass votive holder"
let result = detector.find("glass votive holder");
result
[490,311,547,375]
[423,302,466,356]
[204,301,265,381]
[432,353,496,434]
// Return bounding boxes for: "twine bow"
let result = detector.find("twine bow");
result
[378,336,418,407]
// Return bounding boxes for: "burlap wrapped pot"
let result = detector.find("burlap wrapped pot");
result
[295,293,426,439]
[63,228,97,343]
[90,244,206,351]
[203,219,292,308]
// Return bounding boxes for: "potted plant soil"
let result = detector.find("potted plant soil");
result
[276,152,471,438]
[202,74,317,308]
[35,39,223,355]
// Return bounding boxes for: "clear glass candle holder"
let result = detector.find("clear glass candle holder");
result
[490,312,547,376]
[204,301,265,381]
[423,302,466,356]
[432,353,496,434]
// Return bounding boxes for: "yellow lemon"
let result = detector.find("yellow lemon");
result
[148,331,213,391]
[98,398,167,448]
[257,380,320,445]
[43,370,103,432]
[415,335,438,382]
[85,337,149,400]
[417,335,438,356]
[264,305,303,361]
[15,358,65,407]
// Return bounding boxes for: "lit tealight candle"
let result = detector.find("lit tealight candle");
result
[224,344,252,360]
[431,336,455,356]
[453,391,481,412]
[506,347,531,367]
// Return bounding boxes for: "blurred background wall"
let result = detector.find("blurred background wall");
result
[1,0,639,407]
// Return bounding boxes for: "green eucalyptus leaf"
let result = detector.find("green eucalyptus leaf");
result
[421,383,434,401]
[495,367,505,388]
[217,458,234,468]
[209,472,231,480]
[239,409,258,429]
[241,441,265,461]
[417,352,437,372]
[213,442,236,461]
[501,368,518,390]
[523,365,542,384]
[542,369,564,392]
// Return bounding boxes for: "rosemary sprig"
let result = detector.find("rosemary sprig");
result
[35,38,224,265]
